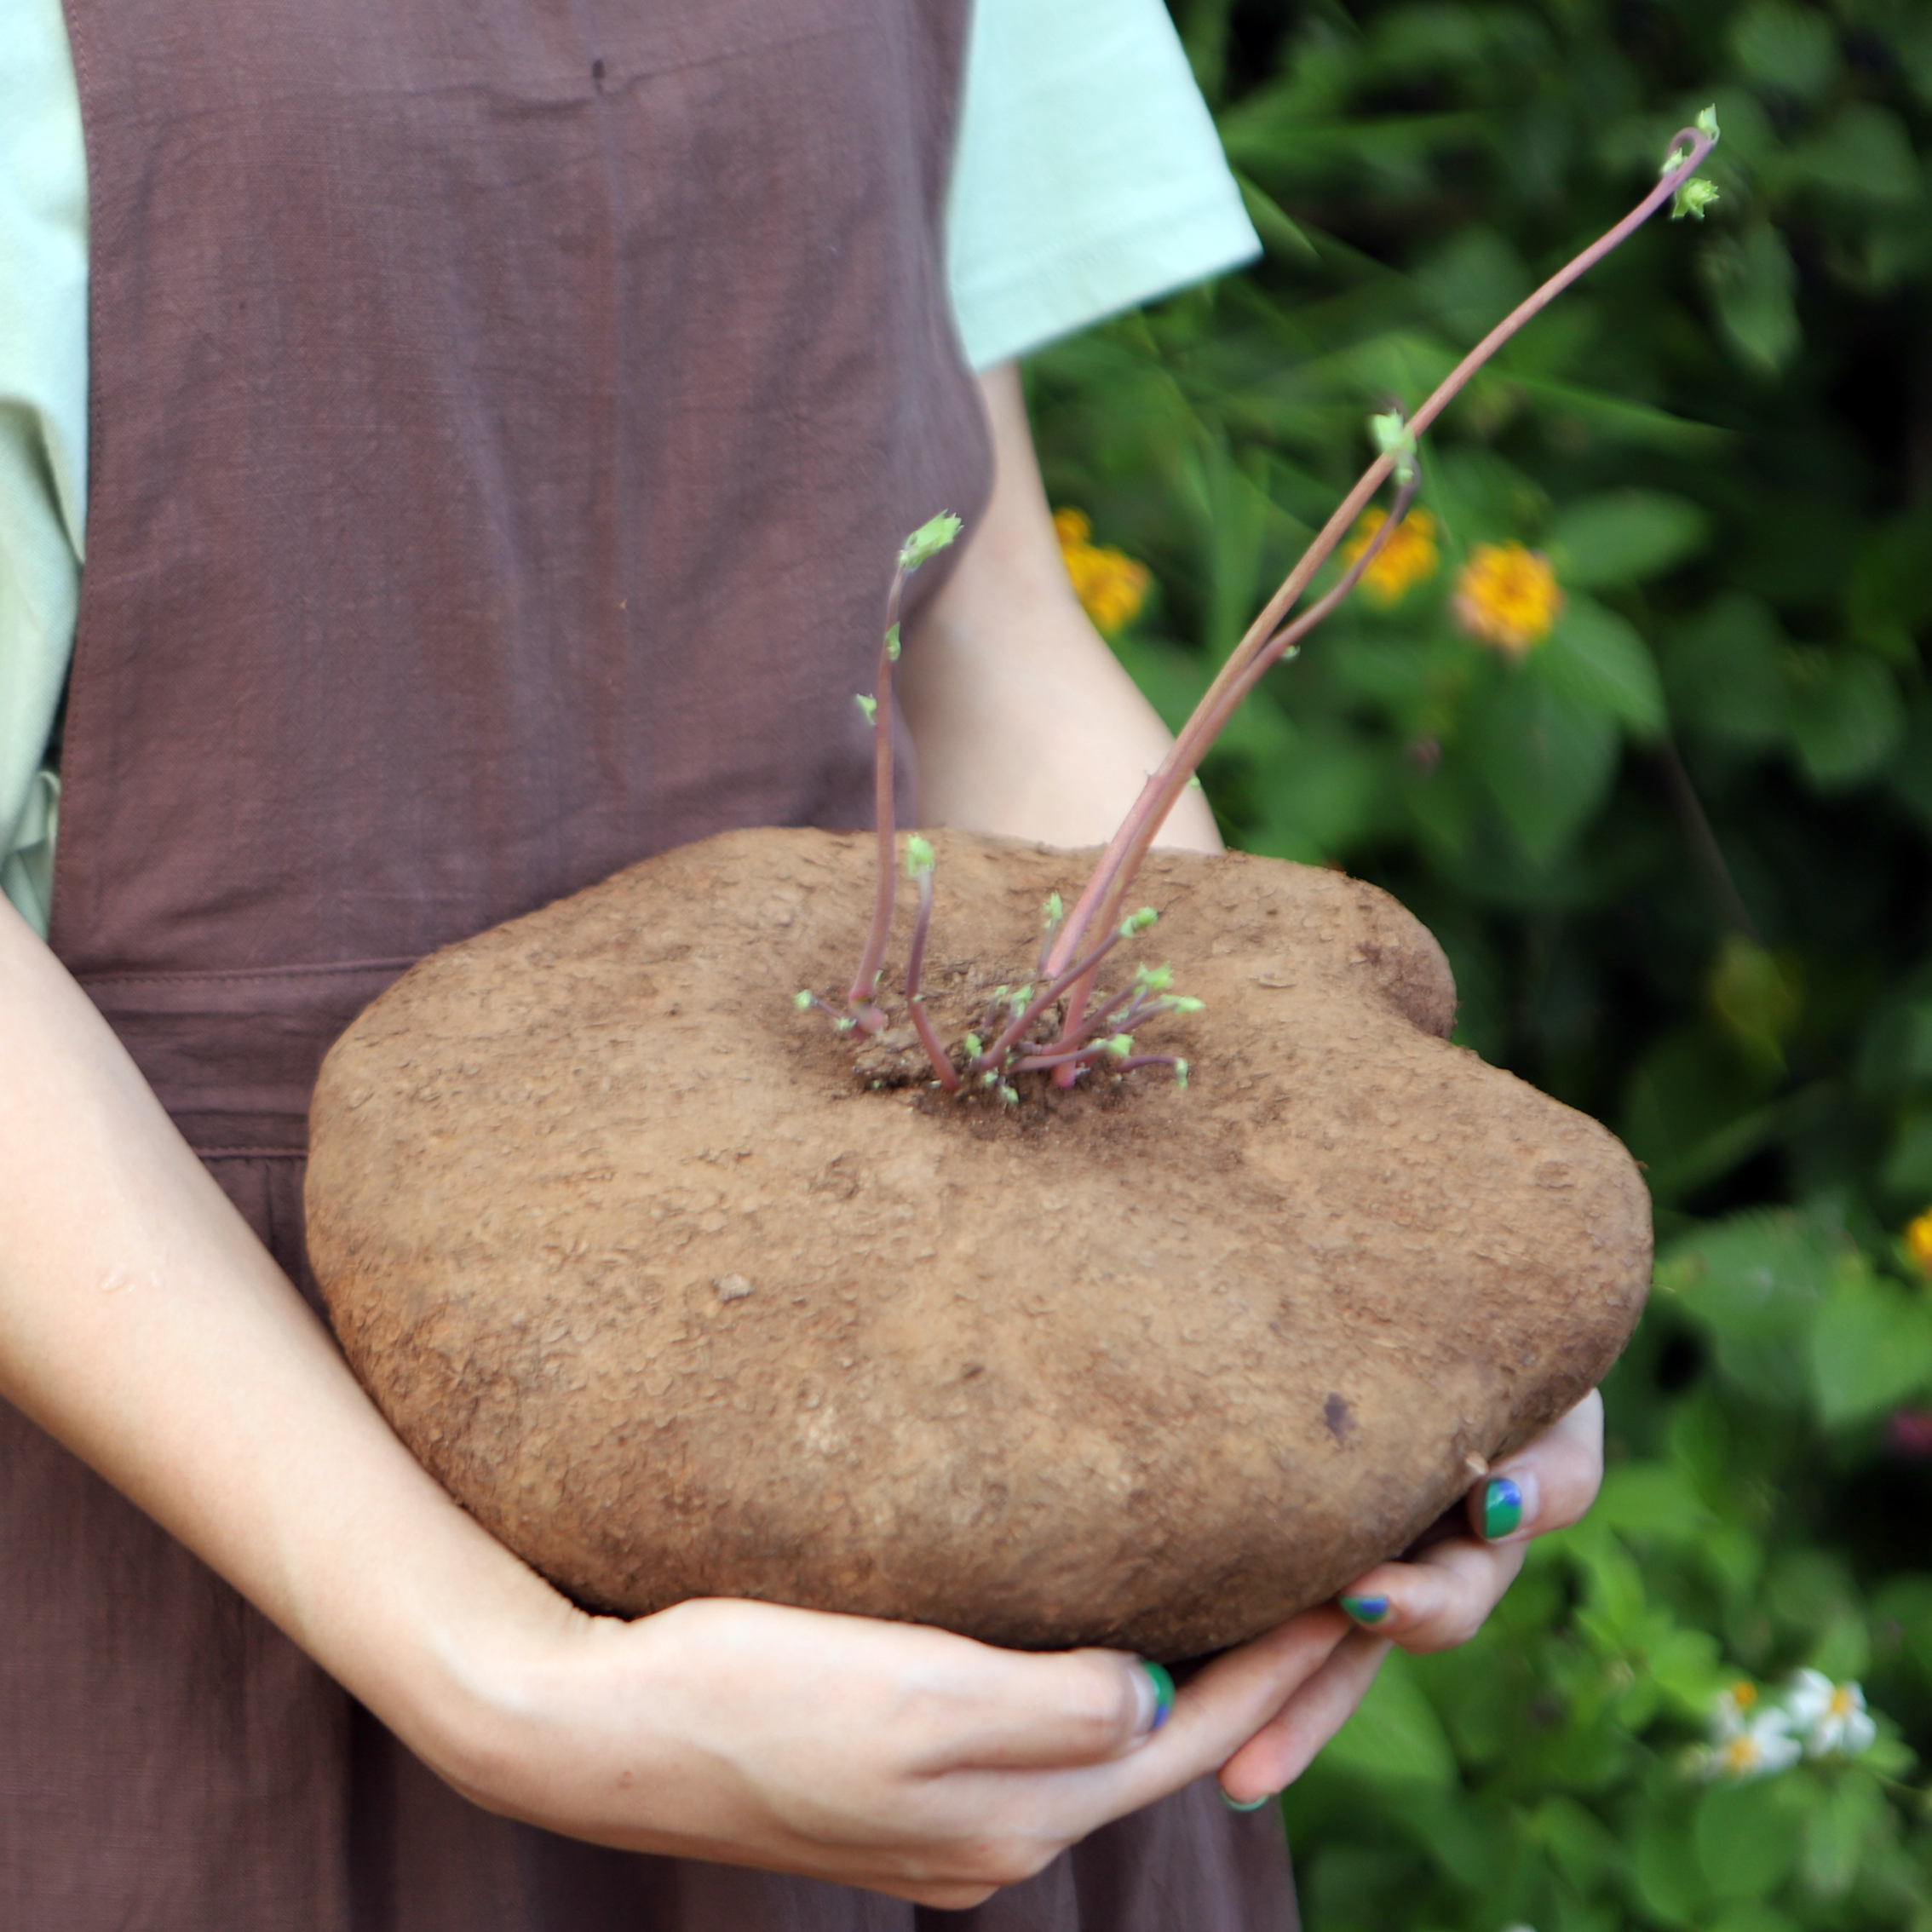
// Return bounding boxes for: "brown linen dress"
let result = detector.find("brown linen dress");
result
[4,0,1299,1923]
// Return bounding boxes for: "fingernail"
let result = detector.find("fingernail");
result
[1219,1788,1274,1811]
[1339,1594,1389,1625]
[1481,1475,1524,1540]
[1135,1659,1176,1734]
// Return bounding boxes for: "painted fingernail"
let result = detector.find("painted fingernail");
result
[1219,1788,1274,1811]
[1339,1594,1389,1624]
[1482,1476,1524,1540]
[1136,1659,1176,1734]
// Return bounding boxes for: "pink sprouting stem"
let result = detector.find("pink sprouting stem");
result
[1056,977,1154,1049]
[970,924,1127,1074]
[847,565,911,1015]
[1010,1047,1109,1075]
[1114,1055,1180,1076]
[1043,126,1716,1010]
[1039,471,1417,1073]
[903,866,961,1091]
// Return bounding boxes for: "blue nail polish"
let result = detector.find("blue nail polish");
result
[1482,1476,1523,1540]
[1339,1594,1389,1624]
[1220,1789,1274,1811]
[1137,1659,1176,1732]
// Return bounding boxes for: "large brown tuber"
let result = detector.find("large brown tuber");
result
[307,826,1648,1660]
[306,129,1728,1659]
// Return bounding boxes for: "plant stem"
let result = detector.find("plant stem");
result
[847,566,909,1017]
[1043,124,1717,1019]
[970,924,1127,1073]
[1044,466,1417,1054]
[903,866,961,1090]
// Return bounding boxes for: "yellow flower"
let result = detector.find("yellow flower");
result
[1055,507,1152,634]
[1452,543,1563,655]
[1907,1208,1932,1277]
[1342,508,1439,604]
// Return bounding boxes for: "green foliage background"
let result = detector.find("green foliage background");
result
[1026,2,1932,1924]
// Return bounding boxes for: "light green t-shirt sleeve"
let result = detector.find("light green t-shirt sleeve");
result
[0,0,84,935]
[946,0,1260,370]
[0,0,1256,937]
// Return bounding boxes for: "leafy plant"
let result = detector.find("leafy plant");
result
[1027,0,1932,1923]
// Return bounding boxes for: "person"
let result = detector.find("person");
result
[0,0,1607,1923]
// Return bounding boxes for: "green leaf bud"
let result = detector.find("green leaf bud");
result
[1670,176,1720,221]
[1695,105,1720,143]
[854,693,877,725]
[1120,906,1159,938]
[793,989,814,1011]
[1009,985,1033,1014]
[1173,1060,1188,1090]
[1369,410,1418,486]
[905,834,935,878]
[1041,891,1064,929]
[835,1017,856,1034]
[998,1083,1019,1107]
[884,622,901,663]
[980,1070,998,1087]
[1167,996,1205,1015]
[963,1032,982,1059]
[899,511,963,572]
[1103,1033,1134,1061]
[1134,963,1174,992]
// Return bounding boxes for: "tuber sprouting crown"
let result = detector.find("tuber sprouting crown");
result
[799,117,1722,1100]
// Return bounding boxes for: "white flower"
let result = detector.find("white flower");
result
[1785,1669,1877,1759]
[1697,1711,1803,1781]
[1709,1678,1763,1741]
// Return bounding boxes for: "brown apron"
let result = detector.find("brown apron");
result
[6,0,1297,1923]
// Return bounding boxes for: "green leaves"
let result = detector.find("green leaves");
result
[1785,650,1906,788]
[1547,492,1711,592]
[1656,1208,1932,1428]
[1537,597,1668,735]
[1810,1272,1932,1428]
[1701,226,1802,375]
[1465,672,1620,863]
[1318,1650,1459,1790]
[1091,9,1932,1929]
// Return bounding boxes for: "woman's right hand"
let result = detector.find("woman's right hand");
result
[423,1590,1353,1908]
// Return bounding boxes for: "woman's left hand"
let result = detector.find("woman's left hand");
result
[1215,1391,1605,1806]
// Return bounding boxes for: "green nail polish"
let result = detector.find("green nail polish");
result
[1339,1594,1389,1624]
[1482,1476,1523,1540]
[1220,1789,1274,1811]
[1137,1659,1176,1732]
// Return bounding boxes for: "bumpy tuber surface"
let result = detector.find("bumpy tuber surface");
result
[308,829,1650,1661]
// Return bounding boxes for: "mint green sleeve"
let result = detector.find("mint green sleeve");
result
[945,0,1260,371]
[0,0,85,936]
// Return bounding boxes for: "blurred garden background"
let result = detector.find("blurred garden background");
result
[1029,3,1932,1925]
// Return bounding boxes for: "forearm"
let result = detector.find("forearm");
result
[900,363,1220,855]
[0,897,555,1774]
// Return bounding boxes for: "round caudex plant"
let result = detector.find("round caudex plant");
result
[307,123,1720,1659]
